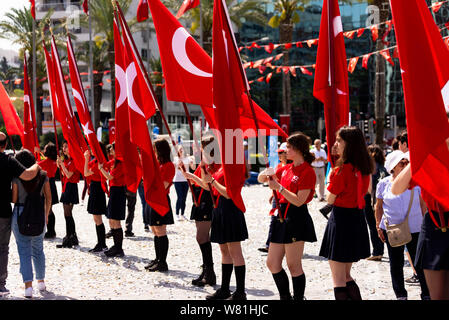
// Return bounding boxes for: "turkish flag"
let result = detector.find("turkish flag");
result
[113,16,142,193]
[116,8,169,215]
[313,0,349,167]
[22,54,39,155]
[149,0,286,139]
[176,0,200,19]
[82,0,88,15]
[67,35,106,165]
[390,0,449,210]
[50,36,88,176]
[42,44,61,125]
[136,0,149,22]
[0,82,24,140]
[212,0,248,213]
[29,0,35,19]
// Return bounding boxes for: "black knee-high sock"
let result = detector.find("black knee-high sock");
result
[272,269,291,298]
[96,224,106,247]
[234,265,246,294]
[153,236,160,260]
[112,228,123,250]
[66,216,76,235]
[334,287,349,300]
[292,273,306,300]
[346,280,362,300]
[199,242,213,267]
[159,235,169,263]
[221,264,234,292]
[47,211,55,234]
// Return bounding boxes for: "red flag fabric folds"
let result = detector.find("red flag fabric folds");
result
[0,82,24,140]
[176,0,200,19]
[116,6,169,215]
[82,0,88,15]
[313,0,350,167]
[22,55,39,154]
[391,0,449,210]
[136,0,149,22]
[29,0,35,19]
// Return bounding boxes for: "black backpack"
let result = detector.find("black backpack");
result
[17,174,46,236]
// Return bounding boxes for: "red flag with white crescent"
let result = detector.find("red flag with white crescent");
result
[116,7,169,215]
[113,16,142,193]
[390,0,449,211]
[313,0,349,167]
[176,0,200,19]
[23,54,39,155]
[50,35,88,176]
[67,35,106,165]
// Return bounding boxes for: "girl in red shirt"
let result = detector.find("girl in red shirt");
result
[319,126,374,300]
[84,143,108,253]
[182,136,220,287]
[391,135,449,300]
[258,133,317,300]
[38,142,58,239]
[56,141,81,249]
[144,138,175,272]
[98,143,126,258]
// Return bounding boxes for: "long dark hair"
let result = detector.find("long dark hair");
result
[367,144,385,166]
[16,149,45,193]
[106,142,120,167]
[287,132,315,164]
[44,142,57,161]
[336,126,374,175]
[154,138,172,164]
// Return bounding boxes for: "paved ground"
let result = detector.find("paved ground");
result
[2,182,424,300]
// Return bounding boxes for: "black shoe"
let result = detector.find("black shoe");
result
[44,232,56,239]
[70,234,79,246]
[105,231,113,239]
[147,261,168,272]
[206,288,232,300]
[144,225,149,232]
[258,247,269,253]
[319,204,333,220]
[124,231,135,237]
[56,236,72,248]
[192,265,206,286]
[144,259,159,270]
[226,291,247,301]
[104,246,124,257]
[193,265,216,287]
[280,294,293,300]
[89,244,108,253]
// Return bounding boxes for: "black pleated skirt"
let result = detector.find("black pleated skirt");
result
[147,195,174,226]
[49,177,59,205]
[87,181,107,216]
[319,206,370,263]
[415,211,449,270]
[106,186,126,220]
[60,182,79,205]
[269,203,317,244]
[210,197,248,245]
[190,185,214,222]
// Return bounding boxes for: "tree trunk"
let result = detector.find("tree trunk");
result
[374,0,390,146]
[94,72,104,127]
[36,84,43,138]
[280,23,293,116]
[154,86,164,134]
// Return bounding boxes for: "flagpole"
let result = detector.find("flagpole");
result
[32,15,37,137]
[89,7,95,129]
[115,3,199,206]
[199,0,203,47]
[328,0,337,167]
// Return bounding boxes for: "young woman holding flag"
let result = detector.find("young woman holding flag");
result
[56,141,81,249]
[144,138,175,272]
[182,136,220,287]
[84,144,108,253]
[98,143,126,258]
[258,133,317,300]
[319,126,374,300]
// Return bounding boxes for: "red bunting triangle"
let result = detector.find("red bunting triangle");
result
[379,49,395,66]
[348,57,359,73]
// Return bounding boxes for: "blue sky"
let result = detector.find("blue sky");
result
[0,1,32,51]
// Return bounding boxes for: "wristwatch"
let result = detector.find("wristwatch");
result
[278,185,284,194]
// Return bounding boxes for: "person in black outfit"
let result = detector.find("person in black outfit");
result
[0,132,40,296]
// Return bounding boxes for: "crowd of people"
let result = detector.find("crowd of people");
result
[0,125,448,300]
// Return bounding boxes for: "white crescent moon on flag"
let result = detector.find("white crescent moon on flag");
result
[115,64,127,108]
[172,27,212,78]
[24,95,32,121]
[333,16,343,37]
[72,88,87,112]
[125,62,145,118]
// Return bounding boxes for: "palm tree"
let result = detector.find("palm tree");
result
[87,0,142,119]
[163,0,267,55]
[0,7,54,136]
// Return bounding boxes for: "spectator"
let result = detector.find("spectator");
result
[311,139,327,201]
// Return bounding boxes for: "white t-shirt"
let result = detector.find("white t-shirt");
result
[311,148,327,168]
[173,157,191,182]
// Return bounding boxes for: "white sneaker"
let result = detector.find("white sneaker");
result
[181,215,188,221]
[37,281,46,291]
[24,287,33,298]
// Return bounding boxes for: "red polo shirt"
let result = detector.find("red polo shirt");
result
[109,160,125,187]
[275,162,316,204]
[38,158,57,178]
[88,159,102,182]
[64,158,80,184]
[160,162,175,194]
